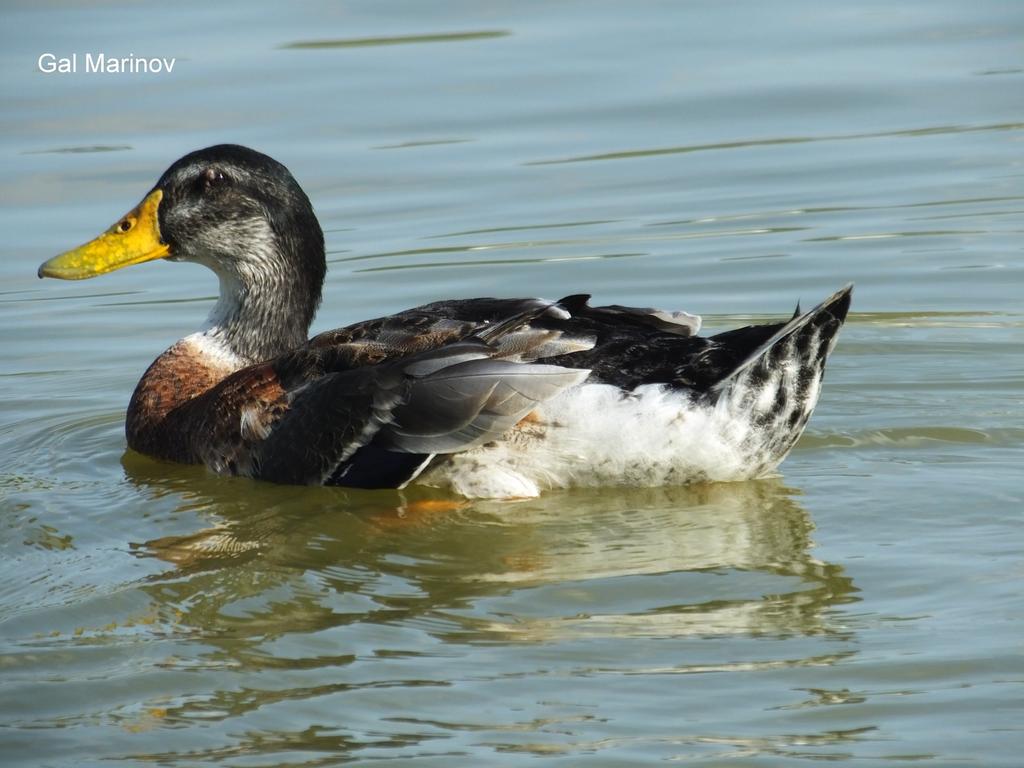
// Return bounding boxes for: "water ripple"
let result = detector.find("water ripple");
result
[528,122,1024,165]
[280,30,510,49]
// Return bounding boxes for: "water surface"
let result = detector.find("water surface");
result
[1,1,1022,765]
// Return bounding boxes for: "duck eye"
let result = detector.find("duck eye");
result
[200,167,229,190]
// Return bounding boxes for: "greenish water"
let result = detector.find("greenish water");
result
[2,1,1023,765]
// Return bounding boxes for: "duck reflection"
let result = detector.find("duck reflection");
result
[123,452,858,645]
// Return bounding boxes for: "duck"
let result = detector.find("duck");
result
[38,144,852,499]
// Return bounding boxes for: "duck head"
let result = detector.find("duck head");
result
[39,145,327,362]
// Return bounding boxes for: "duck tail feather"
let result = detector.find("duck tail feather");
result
[710,283,852,398]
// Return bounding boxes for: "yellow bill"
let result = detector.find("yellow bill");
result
[38,189,170,280]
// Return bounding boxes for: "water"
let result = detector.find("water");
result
[2,1,1022,765]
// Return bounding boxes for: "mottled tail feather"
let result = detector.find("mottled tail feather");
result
[711,284,851,396]
[710,284,852,473]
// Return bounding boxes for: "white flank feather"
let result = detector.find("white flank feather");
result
[418,372,826,499]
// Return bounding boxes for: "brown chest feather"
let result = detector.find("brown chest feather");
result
[126,339,287,472]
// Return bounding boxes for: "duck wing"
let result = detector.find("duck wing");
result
[307,297,596,363]
[172,305,589,488]
[307,287,850,400]
[251,337,589,487]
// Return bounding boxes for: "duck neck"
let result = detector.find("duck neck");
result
[201,260,319,365]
